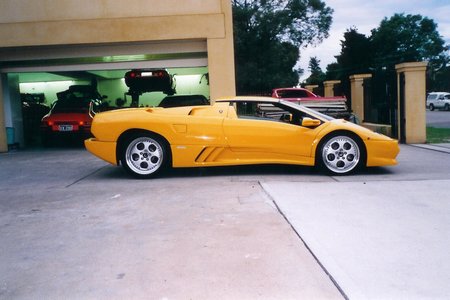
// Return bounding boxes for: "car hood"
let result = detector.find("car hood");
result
[327,119,394,141]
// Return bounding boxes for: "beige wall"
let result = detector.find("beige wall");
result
[0,0,236,151]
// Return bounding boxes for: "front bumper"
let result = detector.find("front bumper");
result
[84,138,118,165]
[365,139,400,167]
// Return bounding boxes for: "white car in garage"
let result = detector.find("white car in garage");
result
[426,92,450,111]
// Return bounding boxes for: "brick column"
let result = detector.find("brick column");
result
[304,85,318,93]
[349,74,372,122]
[323,80,341,97]
[395,62,428,144]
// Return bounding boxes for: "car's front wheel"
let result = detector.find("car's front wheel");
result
[444,103,450,111]
[319,133,364,175]
[429,103,435,111]
[121,133,170,178]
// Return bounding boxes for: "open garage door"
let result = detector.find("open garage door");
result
[0,40,209,148]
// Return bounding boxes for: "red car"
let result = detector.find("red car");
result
[272,87,352,120]
[41,86,104,145]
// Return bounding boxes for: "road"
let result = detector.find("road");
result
[427,109,450,128]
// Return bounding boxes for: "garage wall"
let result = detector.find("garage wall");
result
[0,0,222,23]
[0,0,236,152]
[0,0,226,47]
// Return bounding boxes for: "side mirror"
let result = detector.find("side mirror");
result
[302,117,321,127]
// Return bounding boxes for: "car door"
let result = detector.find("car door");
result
[223,101,317,160]
[436,94,444,108]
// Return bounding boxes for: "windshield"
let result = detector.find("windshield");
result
[51,98,101,114]
[280,100,335,121]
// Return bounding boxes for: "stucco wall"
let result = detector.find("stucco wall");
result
[0,0,227,47]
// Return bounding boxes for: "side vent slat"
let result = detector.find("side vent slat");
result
[195,147,224,162]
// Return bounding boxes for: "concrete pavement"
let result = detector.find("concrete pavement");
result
[1,144,450,299]
[0,149,342,299]
[263,144,450,299]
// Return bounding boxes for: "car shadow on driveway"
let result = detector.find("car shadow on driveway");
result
[91,163,395,182]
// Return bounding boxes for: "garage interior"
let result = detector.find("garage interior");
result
[1,40,210,148]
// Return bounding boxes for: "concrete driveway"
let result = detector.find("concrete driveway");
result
[0,144,449,299]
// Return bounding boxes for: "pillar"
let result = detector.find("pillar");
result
[349,74,372,122]
[323,80,341,97]
[0,78,7,152]
[304,85,318,93]
[395,62,428,144]
[207,0,236,101]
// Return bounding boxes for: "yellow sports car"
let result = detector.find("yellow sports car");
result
[85,96,400,178]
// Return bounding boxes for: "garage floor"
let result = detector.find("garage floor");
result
[1,144,450,299]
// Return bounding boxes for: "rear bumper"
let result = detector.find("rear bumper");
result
[84,138,118,165]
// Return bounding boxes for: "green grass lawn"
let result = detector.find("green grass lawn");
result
[427,127,450,144]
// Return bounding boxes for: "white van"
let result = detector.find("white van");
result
[426,92,450,111]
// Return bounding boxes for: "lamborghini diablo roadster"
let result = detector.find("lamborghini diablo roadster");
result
[85,97,400,178]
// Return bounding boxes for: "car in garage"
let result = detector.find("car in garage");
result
[125,69,176,95]
[426,92,450,111]
[85,96,400,178]
[157,94,209,108]
[41,85,105,145]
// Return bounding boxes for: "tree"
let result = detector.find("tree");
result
[305,56,325,85]
[370,13,448,69]
[232,0,333,94]
[328,14,449,99]
[335,28,373,76]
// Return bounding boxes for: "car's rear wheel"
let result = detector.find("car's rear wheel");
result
[429,103,435,111]
[319,133,364,175]
[445,103,450,111]
[121,133,170,178]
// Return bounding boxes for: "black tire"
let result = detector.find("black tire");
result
[445,103,450,111]
[317,132,366,175]
[429,104,435,111]
[120,132,170,178]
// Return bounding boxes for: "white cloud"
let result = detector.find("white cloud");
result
[298,0,450,81]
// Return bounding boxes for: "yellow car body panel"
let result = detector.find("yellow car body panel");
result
[85,139,117,165]
[85,97,400,173]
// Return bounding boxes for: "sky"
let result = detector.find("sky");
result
[298,0,450,81]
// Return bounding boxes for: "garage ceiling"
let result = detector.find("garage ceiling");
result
[12,67,208,84]
[1,40,208,85]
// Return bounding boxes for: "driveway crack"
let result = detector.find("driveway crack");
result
[259,181,349,300]
[65,166,108,188]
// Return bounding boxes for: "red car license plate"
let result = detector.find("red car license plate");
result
[58,125,73,132]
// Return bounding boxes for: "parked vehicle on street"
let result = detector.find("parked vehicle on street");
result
[426,92,450,111]
[272,87,353,120]
[85,96,399,178]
